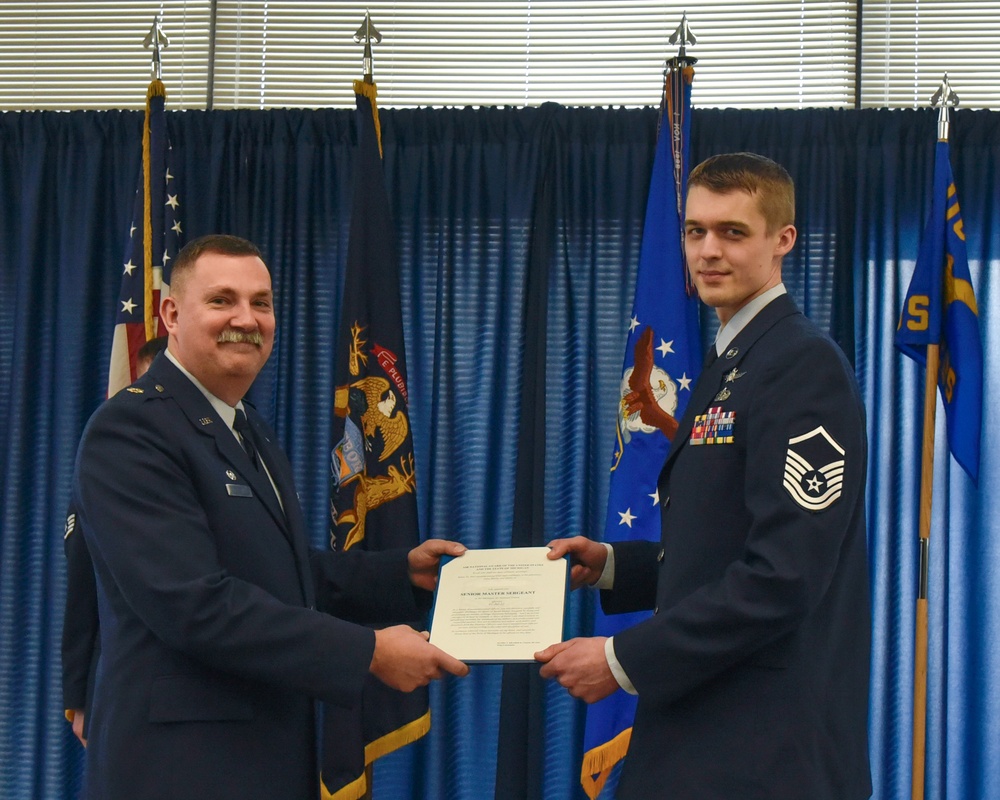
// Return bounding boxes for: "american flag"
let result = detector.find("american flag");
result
[107,78,182,395]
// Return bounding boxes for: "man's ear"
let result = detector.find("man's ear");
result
[774,224,797,258]
[160,294,178,333]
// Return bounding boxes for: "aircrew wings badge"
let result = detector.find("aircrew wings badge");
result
[783,425,845,511]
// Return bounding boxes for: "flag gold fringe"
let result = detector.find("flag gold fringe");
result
[352,79,383,159]
[321,709,431,800]
[580,726,632,800]
[142,78,166,342]
[322,769,366,800]
[364,707,430,763]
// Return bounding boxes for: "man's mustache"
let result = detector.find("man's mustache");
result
[217,329,264,346]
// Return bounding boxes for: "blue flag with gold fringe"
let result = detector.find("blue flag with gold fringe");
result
[321,81,429,800]
[581,64,701,799]
[895,139,982,482]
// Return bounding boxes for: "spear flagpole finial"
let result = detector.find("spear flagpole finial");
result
[354,11,383,84]
[930,73,960,141]
[142,16,170,79]
[667,11,698,69]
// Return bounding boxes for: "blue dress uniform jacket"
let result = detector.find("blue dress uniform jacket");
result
[604,294,872,799]
[74,356,424,800]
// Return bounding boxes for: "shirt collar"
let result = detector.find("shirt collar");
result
[713,283,787,356]
[165,349,244,433]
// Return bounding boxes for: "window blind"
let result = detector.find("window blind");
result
[211,1,857,109]
[861,1,1000,109]
[0,1,211,110]
[1,2,998,111]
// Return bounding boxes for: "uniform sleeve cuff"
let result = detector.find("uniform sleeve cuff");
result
[605,636,637,695]
[594,542,615,590]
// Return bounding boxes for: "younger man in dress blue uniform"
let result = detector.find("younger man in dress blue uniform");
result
[73,235,468,800]
[538,153,871,799]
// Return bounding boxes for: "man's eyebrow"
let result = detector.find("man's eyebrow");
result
[684,218,750,230]
[201,283,271,292]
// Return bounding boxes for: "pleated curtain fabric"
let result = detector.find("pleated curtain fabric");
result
[0,106,998,800]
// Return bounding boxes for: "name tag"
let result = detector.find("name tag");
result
[226,483,253,498]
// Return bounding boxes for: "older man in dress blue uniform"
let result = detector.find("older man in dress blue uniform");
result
[538,154,871,800]
[73,234,468,800]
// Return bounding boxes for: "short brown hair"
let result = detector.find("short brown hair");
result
[170,234,265,295]
[136,335,167,367]
[688,153,795,233]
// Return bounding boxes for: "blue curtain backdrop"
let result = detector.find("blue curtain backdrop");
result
[0,106,997,800]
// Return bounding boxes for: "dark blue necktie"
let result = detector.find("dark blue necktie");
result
[233,408,260,471]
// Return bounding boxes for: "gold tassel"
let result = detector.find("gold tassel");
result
[353,79,383,159]
[141,79,166,342]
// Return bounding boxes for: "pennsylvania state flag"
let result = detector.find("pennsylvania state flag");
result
[896,138,983,482]
[581,65,701,799]
[322,81,428,800]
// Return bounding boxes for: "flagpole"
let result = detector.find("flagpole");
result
[141,17,169,342]
[910,340,936,800]
[665,13,697,296]
[353,17,378,799]
[910,74,959,800]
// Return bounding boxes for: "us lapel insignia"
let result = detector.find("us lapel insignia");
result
[199,417,213,426]
[155,384,164,392]
[714,387,731,402]
[783,425,845,511]
[226,470,237,480]
[127,387,143,394]
[725,347,739,360]
[724,368,746,383]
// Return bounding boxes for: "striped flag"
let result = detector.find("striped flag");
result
[108,78,181,395]
[581,62,701,799]
[895,138,983,482]
[322,80,428,800]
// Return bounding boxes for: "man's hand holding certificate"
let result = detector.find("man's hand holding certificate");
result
[428,547,568,663]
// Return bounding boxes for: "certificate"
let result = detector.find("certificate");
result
[429,547,568,663]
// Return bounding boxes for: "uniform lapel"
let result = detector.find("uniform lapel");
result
[244,410,316,607]
[150,359,290,539]
[661,294,801,474]
[663,353,730,467]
